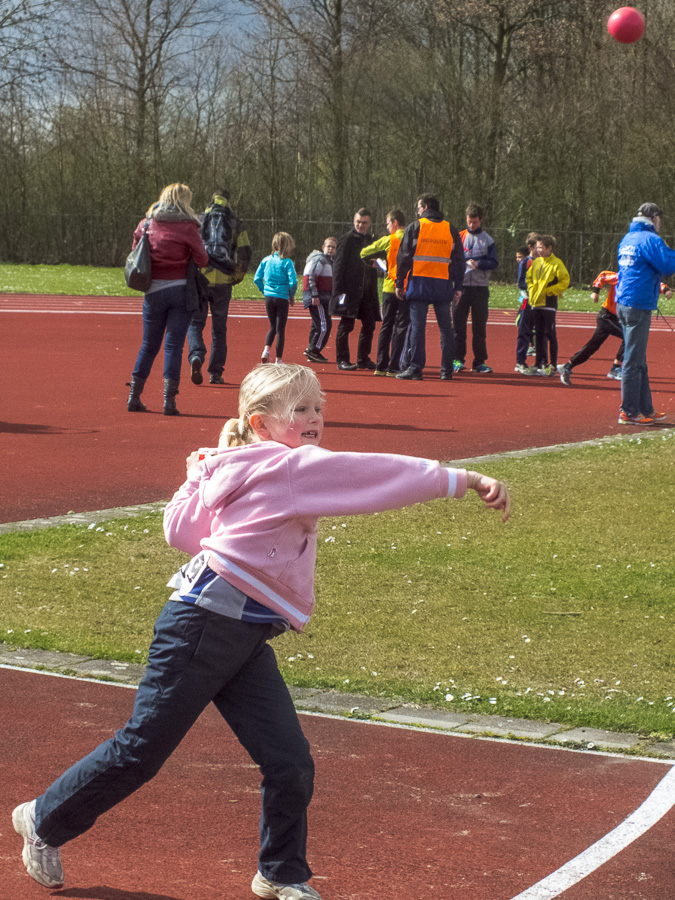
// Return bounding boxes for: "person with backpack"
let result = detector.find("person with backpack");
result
[188,190,252,385]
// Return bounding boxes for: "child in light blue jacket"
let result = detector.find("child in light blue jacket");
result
[254,232,298,364]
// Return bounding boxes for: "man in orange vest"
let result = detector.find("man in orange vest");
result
[394,194,465,381]
[360,208,408,376]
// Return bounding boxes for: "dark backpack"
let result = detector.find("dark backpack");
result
[201,205,238,275]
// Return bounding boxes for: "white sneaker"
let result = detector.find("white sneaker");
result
[252,871,323,900]
[12,800,64,888]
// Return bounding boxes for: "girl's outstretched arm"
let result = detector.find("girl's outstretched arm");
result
[466,471,511,522]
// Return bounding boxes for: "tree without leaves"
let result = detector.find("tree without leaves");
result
[0,0,58,88]
[50,0,223,189]
[241,0,394,218]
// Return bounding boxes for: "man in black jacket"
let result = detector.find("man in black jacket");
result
[329,208,381,370]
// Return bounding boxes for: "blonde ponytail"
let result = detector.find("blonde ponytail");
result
[219,416,255,448]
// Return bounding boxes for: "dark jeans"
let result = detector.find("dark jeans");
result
[408,299,453,376]
[187,282,233,377]
[568,307,624,369]
[453,285,489,368]
[132,284,191,383]
[265,297,290,359]
[307,302,332,352]
[532,306,558,369]
[335,297,378,365]
[515,302,534,365]
[376,291,410,372]
[35,602,314,885]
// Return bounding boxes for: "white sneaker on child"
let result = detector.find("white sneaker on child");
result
[252,871,323,900]
[12,800,64,888]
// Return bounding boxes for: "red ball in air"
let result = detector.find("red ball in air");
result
[607,7,645,43]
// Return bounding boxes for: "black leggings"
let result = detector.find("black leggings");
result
[265,296,290,358]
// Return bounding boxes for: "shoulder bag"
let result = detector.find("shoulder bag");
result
[125,219,152,292]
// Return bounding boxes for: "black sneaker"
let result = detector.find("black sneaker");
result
[440,372,452,381]
[396,369,423,381]
[304,349,325,363]
[337,361,357,371]
[209,374,225,385]
[357,359,377,370]
[190,358,203,385]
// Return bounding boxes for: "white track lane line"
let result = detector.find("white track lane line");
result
[509,764,675,899]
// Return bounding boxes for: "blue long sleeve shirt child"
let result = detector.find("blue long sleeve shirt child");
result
[254,252,297,299]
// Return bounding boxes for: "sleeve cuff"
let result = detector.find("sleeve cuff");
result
[446,468,468,499]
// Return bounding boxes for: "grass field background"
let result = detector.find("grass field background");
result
[2,262,675,316]
[2,433,674,739]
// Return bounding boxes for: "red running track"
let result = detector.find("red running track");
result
[2,299,675,900]
[1,296,673,523]
[3,666,674,900]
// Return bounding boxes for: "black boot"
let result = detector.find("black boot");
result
[127,376,147,412]
[163,378,180,416]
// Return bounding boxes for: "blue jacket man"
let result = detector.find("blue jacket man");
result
[615,202,675,425]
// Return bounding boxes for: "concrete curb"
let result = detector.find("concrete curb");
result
[1,645,673,761]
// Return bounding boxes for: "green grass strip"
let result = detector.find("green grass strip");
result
[1,433,674,738]
[2,263,674,315]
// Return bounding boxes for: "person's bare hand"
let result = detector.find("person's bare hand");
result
[467,471,510,522]
[186,450,202,476]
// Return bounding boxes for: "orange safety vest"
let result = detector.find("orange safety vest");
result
[412,218,453,280]
[387,231,401,281]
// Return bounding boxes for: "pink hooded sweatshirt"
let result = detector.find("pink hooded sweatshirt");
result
[164,442,468,631]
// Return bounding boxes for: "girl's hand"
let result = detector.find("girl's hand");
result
[186,448,218,476]
[186,450,202,476]
[467,471,510,522]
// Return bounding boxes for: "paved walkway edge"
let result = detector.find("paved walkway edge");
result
[1,647,673,761]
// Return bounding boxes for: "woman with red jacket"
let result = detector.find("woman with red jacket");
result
[127,183,208,415]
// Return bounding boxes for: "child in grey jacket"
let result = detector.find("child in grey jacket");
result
[302,237,337,363]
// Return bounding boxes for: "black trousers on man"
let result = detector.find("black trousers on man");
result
[376,291,410,373]
[453,285,489,368]
[335,297,378,365]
